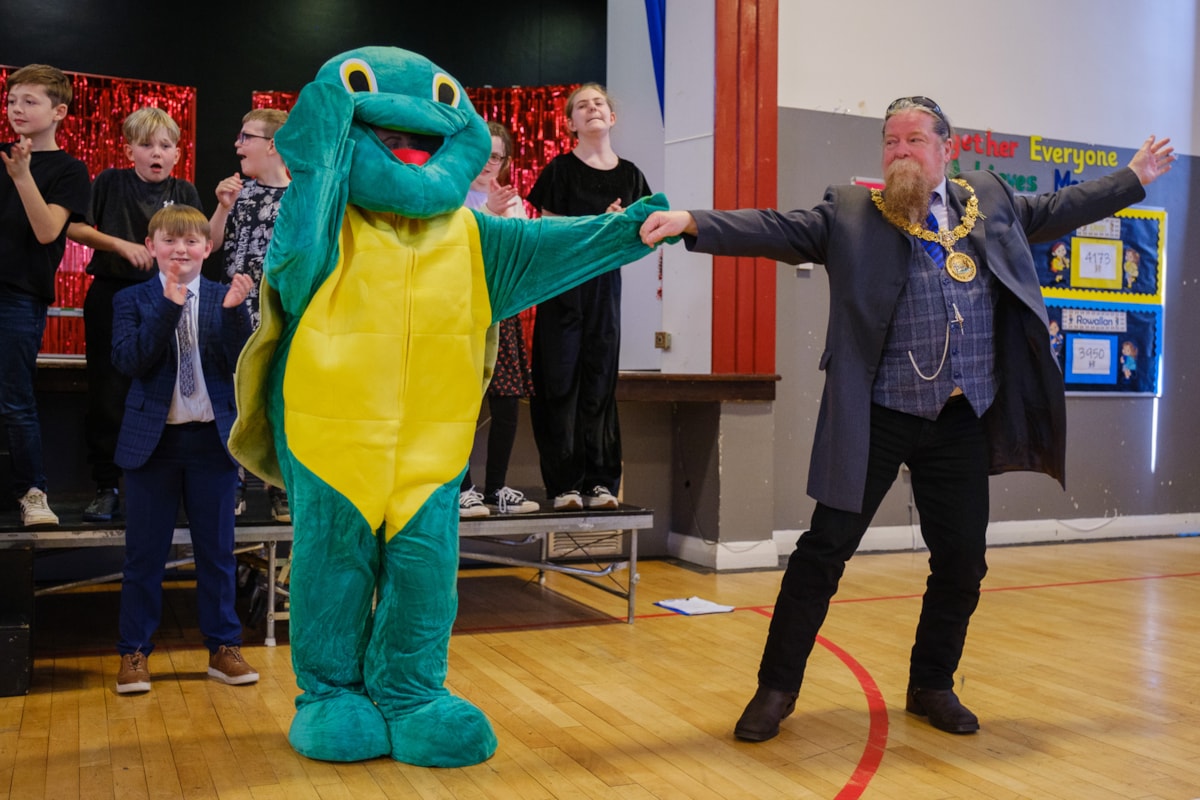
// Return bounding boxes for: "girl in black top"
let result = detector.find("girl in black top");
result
[526,84,650,511]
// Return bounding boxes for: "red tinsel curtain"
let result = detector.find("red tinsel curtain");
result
[1,66,197,355]
[252,84,579,353]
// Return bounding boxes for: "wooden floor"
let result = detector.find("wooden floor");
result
[3,535,1200,799]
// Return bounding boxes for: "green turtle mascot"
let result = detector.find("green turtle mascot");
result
[229,46,668,767]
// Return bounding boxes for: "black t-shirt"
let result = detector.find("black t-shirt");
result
[84,168,204,281]
[0,143,91,303]
[527,151,651,217]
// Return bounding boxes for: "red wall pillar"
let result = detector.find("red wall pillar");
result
[712,0,778,374]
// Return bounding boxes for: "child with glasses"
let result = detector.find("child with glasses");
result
[458,122,539,517]
[68,106,204,524]
[2,64,91,527]
[208,109,292,522]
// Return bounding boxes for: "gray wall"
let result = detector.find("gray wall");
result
[772,107,1199,535]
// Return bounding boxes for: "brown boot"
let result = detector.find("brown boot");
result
[906,686,979,733]
[734,686,799,741]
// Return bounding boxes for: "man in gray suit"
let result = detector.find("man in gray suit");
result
[640,97,1174,739]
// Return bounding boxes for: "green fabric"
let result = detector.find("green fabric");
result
[228,46,669,767]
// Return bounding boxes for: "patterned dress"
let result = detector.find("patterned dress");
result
[222,179,288,330]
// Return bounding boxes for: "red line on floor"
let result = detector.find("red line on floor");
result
[744,607,885,798]
[816,634,889,800]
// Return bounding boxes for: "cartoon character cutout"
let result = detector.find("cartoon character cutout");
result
[1048,319,1064,366]
[1049,241,1068,284]
[229,46,668,767]
[1123,248,1140,290]
[1120,340,1138,382]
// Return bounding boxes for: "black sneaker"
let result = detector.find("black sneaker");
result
[485,486,539,514]
[82,488,120,522]
[584,485,619,509]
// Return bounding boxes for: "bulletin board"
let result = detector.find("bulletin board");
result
[1031,208,1166,395]
[1044,300,1161,395]
[1031,208,1166,304]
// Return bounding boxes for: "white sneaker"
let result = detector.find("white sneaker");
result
[552,490,583,511]
[489,487,539,514]
[584,485,619,509]
[459,488,490,518]
[19,488,59,527]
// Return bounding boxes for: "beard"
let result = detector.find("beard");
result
[883,159,936,226]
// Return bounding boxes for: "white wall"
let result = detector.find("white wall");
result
[609,0,666,370]
[770,0,1200,552]
[608,0,716,374]
[777,0,1198,156]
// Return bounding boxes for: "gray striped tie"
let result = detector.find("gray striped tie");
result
[177,290,196,397]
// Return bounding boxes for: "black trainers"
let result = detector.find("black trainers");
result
[584,485,619,509]
[459,487,490,518]
[83,488,120,522]
[486,486,540,514]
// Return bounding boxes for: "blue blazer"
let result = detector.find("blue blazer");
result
[112,276,252,471]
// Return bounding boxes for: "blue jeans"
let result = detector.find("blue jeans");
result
[0,287,49,497]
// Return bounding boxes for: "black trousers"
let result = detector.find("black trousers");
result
[758,396,990,693]
[529,272,622,498]
[461,394,520,496]
[84,276,141,488]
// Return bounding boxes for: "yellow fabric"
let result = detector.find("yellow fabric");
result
[230,278,286,488]
[283,206,492,540]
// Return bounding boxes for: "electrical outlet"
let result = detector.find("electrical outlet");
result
[654,331,671,350]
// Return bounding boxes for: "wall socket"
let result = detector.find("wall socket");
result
[654,331,671,350]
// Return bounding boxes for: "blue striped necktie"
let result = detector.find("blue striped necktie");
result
[922,204,945,269]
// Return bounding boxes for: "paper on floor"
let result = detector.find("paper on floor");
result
[654,596,735,615]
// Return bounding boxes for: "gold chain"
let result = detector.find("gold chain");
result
[870,177,980,249]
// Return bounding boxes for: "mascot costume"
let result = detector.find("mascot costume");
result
[229,46,668,767]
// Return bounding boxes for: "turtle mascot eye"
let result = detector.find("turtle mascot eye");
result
[229,45,669,766]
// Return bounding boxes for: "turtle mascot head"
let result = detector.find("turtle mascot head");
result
[315,45,491,217]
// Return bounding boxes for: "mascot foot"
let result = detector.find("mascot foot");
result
[289,693,391,762]
[387,695,498,767]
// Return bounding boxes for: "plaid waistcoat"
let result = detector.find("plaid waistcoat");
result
[872,233,997,419]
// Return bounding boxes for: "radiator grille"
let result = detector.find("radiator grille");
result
[548,531,623,558]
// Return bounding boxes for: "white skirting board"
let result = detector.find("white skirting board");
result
[773,511,1200,557]
[667,512,1200,570]
[667,531,780,571]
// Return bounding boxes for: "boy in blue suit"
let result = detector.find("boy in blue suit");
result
[111,204,257,694]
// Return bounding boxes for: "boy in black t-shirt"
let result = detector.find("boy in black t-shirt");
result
[0,64,91,527]
[68,107,203,522]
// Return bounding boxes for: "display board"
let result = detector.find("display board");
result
[949,130,1168,396]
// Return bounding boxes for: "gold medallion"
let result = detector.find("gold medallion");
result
[871,178,984,284]
[945,251,977,282]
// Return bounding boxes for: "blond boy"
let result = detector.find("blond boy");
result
[68,106,204,522]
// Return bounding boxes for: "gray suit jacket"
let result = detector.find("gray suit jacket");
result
[688,168,1146,513]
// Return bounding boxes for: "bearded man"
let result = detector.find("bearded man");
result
[640,97,1173,740]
